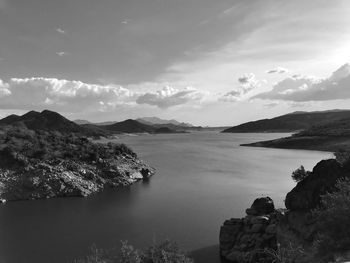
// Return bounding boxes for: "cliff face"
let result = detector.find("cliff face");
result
[220,158,350,262]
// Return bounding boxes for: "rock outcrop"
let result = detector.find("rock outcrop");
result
[220,158,350,262]
[282,159,350,242]
[0,157,154,201]
[0,127,155,201]
[220,197,281,263]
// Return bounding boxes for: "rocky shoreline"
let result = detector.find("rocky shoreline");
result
[241,135,350,152]
[0,127,155,202]
[220,158,350,263]
[0,156,154,202]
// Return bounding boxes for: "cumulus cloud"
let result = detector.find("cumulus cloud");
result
[220,73,265,102]
[264,102,279,108]
[0,77,206,112]
[237,73,264,93]
[56,52,67,56]
[0,77,135,112]
[121,19,130,24]
[0,79,11,97]
[219,90,241,102]
[56,28,65,34]
[266,67,289,74]
[253,63,350,102]
[136,86,204,109]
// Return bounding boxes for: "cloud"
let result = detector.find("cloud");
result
[266,67,289,74]
[0,77,135,112]
[220,73,265,102]
[0,77,207,112]
[0,79,11,97]
[253,63,350,102]
[237,73,264,93]
[56,28,65,34]
[219,90,241,102]
[56,52,67,56]
[136,86,204,109]
[263,102,279,108]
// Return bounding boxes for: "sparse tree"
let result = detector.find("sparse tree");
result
[291,165,310,182]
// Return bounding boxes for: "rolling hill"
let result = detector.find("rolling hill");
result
[0,110,108,137]
[99,119,156,133]
[222,110,350,133]
[242,113,350,152]
[98,119,183,134]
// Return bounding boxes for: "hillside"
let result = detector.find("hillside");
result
[99,119,155,133]
[0,110,108,137]
[222,110,350,133]
[242,116,350,152]
[0,125,154,201]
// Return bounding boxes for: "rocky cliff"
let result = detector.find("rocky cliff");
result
[220,158,350,263]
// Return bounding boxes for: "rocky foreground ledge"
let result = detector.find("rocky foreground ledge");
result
[0,126,154,202]
[220,158,350,263]
[220,197,281,263]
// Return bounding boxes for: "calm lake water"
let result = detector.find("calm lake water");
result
[0,132,332,263]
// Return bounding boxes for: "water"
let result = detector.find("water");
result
[0,132,332,263]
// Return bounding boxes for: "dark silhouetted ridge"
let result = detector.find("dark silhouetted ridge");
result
[222,109,350,133]
[0,110,107,137]
[101,119,156,133]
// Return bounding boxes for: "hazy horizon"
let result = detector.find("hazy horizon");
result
[1,0,350,126]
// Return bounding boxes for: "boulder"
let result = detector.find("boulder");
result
[251,197,275,215]
[285,159,349,210]
[219,197,279,263]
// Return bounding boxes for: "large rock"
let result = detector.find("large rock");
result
[251,197,275,214]
[281,158,350,256]
[219,197,280,263]
[285,159,349,210]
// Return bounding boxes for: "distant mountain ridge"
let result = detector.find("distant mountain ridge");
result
[75,117,196,133]
[0,110,107,137]
[99,119,156,133]
[222,109,350,133]
[136,117,193,127]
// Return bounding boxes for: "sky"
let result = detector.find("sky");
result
[0,0,350,126]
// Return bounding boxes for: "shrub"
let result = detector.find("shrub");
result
[120,241,141,263]
[312,178,350,262]
[291,165,310,182]
[75,240,193,263]
[0,127,137,165]
[142,239,193,263]
[334,149,350,166]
